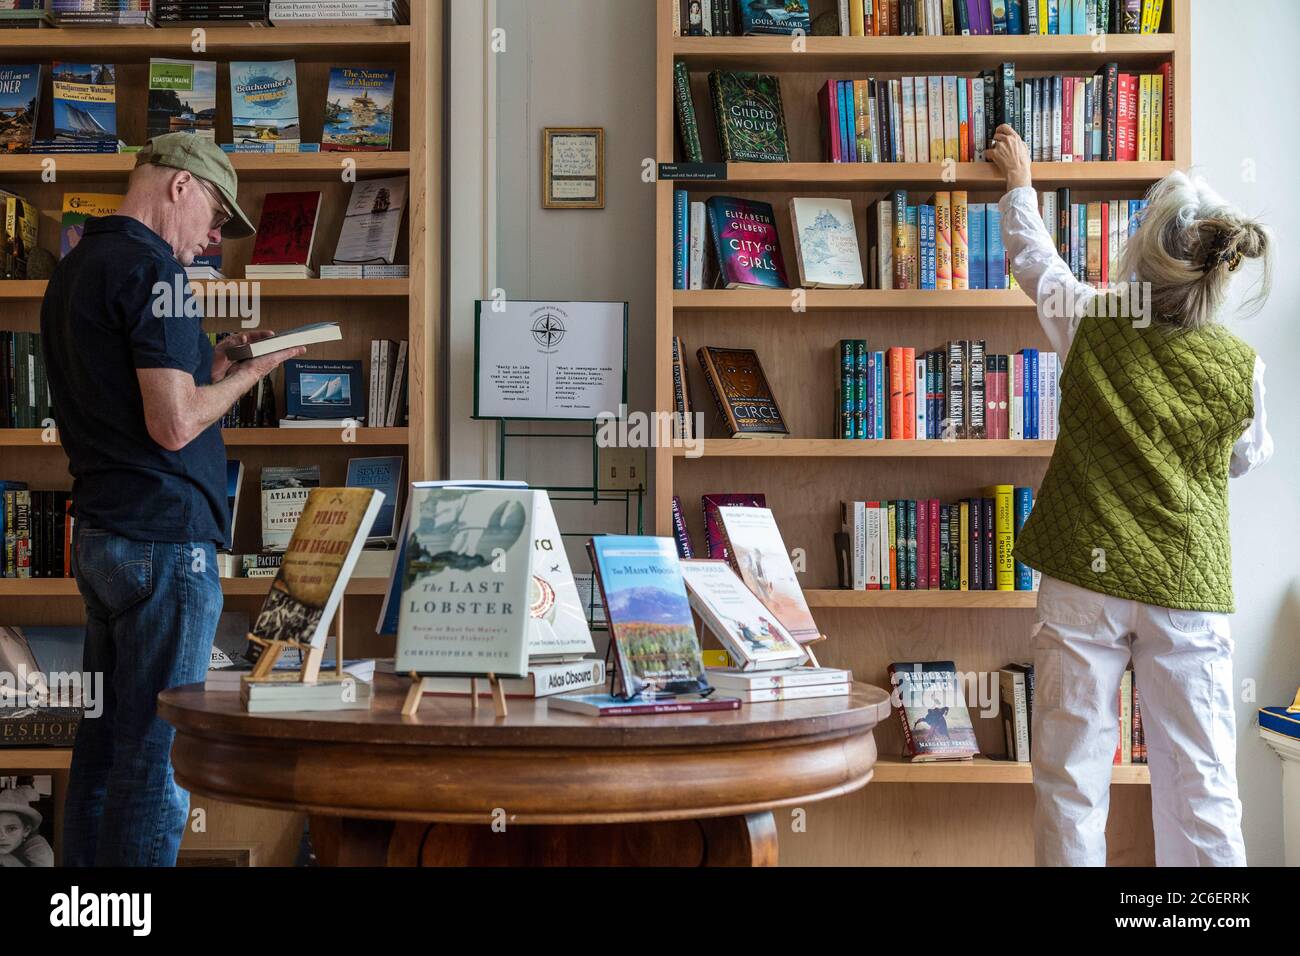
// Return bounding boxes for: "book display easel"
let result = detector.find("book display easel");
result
[654,0,1186,865]
[0,8,441,866]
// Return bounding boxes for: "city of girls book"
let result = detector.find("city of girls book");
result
[245,487,385,660]
[50,63,116,147]
[393,486,538,678]
[704,197,788,289]
[716,506,821,642]
[588,535,711,699]
[147,58,217,140]
[0,65,41,153]
[322,67,396,151]
[888,660,980,761]
[230,60,300,146]
[680,559,806,671]
[708,70,788,162]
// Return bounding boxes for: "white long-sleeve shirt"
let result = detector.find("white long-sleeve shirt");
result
[998,185,1273,478]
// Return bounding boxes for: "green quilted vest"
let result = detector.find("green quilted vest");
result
[1013,310,1256,613]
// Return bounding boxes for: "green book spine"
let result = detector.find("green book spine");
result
[853,339,868,439]
[673,60,705,163]
[839,339,855,439]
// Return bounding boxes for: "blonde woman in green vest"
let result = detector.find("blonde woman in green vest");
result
[988,125,1273,867]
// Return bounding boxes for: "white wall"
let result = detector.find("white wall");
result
[1191,0,1300,866]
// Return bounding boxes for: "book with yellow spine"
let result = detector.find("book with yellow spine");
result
[983,484,1015,590]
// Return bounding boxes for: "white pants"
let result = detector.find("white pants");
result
[1031,574,1246,866]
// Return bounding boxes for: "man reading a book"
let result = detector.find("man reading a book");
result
[40,133,303,867]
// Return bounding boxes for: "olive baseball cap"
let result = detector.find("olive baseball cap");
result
[135,133,256,239]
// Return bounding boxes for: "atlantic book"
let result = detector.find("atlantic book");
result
[260,464,320,552]
[322,66,396,151]
[704,196,788,289]
[588,535,710,699]
[697,346,787,438]
[393,486,538,678]
[147,58,217,140]
[230,60,300,146]
[708,70,789,162]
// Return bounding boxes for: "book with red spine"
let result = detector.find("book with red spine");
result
[1061,77,1073,161]
[1116,73,1136,161]
[888,346,906,438]
[1160,61,1173,162]
[248,191,323,267]
[901,346,917,439]
[702,493,765,560]
[821,79,841,162]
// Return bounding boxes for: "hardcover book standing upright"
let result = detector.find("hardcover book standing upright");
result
[789,197,864,289]
[705,196,788,289]
[680,559,807,671]
[697,346,787,438]
[888,660,980,761]
[735,0,810,34]
[708,70,789,162]
[248,191,322,269]
[283,359,364,422]
[588,535,710,699]
[260,465,320,552]
[50,63,116,147]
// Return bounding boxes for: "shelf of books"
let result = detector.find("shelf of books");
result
[656,0,1181,864]
[1,3,439,849]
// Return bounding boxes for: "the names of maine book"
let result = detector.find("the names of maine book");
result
[322,66,396,151]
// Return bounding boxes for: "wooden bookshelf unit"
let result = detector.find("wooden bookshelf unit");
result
[655,0,1183,866]
[0,8,441,866]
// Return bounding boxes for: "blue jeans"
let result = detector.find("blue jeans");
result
[63,525,222,867]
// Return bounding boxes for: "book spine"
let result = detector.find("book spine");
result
[968,201,986,290]
[914,355,927,439]
[865,501,881,588]
[992,485,1014,589]
[673,189,688,289]
[935,191,952,289]
[916,495,929,588]
[671,496,694,559]
[945,340,964,440]
[968,339,986,439]
[951,190,968,289]
[866,349,878,438]
[839,340,855,439]
[884,503,895,589]
[1160,60,1173,162]
[891,189,908,288]
[854,340,869,440]
[673,61,704,163]
[888,347,905,438]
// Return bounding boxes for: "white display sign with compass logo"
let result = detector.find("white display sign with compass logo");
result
[473,299,628,420]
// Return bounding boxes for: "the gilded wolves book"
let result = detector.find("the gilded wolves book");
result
[147,58,217,140]
[708,70,789,162]
[888,660,980,761]
[680,559,806,671]
[230,60,300,146]
[716,505,821,642]
[588,535,710,699]
[394,486,538,678]
[705,196,788,289]
[247,487,384,659]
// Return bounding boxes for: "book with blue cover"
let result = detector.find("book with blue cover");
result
[230,60,301,146]
[346,456,403,543]
[322,67,396,151]
[736,0,810,34]
[51,63,116,148]
[969,203,987,290]
[0,65,41,153]
[284,359,364,422]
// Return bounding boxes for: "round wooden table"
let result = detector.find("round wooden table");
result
[159,673,892,866]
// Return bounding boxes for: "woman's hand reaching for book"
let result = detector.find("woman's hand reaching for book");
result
[988,124,1033,193]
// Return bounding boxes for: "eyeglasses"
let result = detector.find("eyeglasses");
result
[194,176,232,233]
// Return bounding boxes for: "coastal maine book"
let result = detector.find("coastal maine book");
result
[394,486,538,678]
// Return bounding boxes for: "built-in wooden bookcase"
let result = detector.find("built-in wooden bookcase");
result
[0,11,441,864]
[655,0,1189,865]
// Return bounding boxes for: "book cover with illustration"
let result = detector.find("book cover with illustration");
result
[736,0,811,34]
[528,493,595,662]
[394,487,537,678]
[259,465,320,552]
[284,359,364,422]
[704,196,788,289]
[588,535,710,699]
[247,487,384,659]
[50,63,116,147]
[716,505,821,642]
[702,492,765,559]
[888,660,980,761]
[0,65,40,153]
[147,58,217,140]
[59,192,122,257]
[680,559,806,671]
[708,70,788,162]
[322,67,396,151]
[790,197,864,289]
[345,456,403,542]
[697,347,787,437]
[249,191,322,265]
[230,60,300,146]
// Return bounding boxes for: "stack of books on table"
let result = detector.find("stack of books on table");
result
[155,0,269,25]
[269,0,409,25]
[50,0,154,27]
[242,672,374,713]
[705,666,853,704]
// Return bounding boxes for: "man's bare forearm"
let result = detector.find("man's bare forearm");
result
[176,364,265,446]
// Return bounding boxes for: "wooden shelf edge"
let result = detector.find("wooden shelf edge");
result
[0,279,409,301]
[674,289,1035,310]
[0,152,413,181]
[0,428,408,447]
[805,589,1038,608]
[672,439,1055,458]
[872,754,1150,784]
[0,748,74,770]
[0,24,411,57]
[688,160,1174,188]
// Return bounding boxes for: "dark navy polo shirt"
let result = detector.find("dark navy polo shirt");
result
[40,216,227,546]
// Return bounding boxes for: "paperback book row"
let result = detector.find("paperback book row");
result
[832,0,1166,37]
[0,0,408,30]
[669,0,1166,36]
[1038,188,1148,288]
[836,339,1060,440]
[891,658,1146,763]
[0,58,396,154]
[821,63,1169,165]
[673,63,1171,166]
[0,331,52,428]
[869,190,1016,290]
[0,484,71,579]
[839,485,1039,592]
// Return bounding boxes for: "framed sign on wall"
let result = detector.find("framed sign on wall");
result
[543,127,605,209]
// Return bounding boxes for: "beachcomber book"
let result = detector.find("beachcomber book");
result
[679,559,806,671]
[246,486,384,661]
[59,192,122,257]
[147,58,217,140]
[230,60,300,146]
[393,486,539,678]
[322,66,396,151]
[705,196,788,289]
[888,660,980,761]
[716,505,822,643]
[588,535,711,700]
[260,465,320,552]
[708,70,788,162]
[50,63,116,149]
[0,65,41,153]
